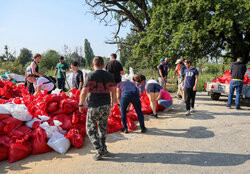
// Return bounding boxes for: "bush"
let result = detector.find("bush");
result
[0,60,25,75]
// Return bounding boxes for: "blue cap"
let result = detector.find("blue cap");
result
[160,59,165,62]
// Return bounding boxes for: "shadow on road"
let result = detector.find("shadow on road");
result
[103,151,250,167]
[142,126,214,139]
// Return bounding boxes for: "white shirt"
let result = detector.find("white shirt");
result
[33,77,54,92]
[145,79,160,89]
[26,66,31,75]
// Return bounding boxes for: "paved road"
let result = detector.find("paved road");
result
[1,92,250,174]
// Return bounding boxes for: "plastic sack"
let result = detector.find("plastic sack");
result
[0,145,8,161]
[0,104,13,114]
[9,126,32,141]
[9,104,33,121]
[107,120,123,133]
[65,128,84,148]
[25,118,41,129]
[127,112,138,121]
[0,135,14,147]
[31,127,52,154]
[53,114,72,130]
[127,117,136,131]
[47,131,71,154]
[39,122,61,138]
[2,117,23,135]
[46,101,58,113]
[9,142,32,163]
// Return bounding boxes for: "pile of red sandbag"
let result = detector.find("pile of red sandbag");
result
[213,70,250,84]
[0,81,164,163]
[0,80,26,101]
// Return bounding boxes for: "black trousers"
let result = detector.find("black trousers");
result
[28,82,35,94]
[184,87,196,111]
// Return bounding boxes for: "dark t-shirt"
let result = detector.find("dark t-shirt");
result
[83,70,115,108]
[163,63,170,75]
[184,68,199,88]
[117,81,137,94]
[158,64,166,77]
[105,60,123,83]
[72,70,83,89]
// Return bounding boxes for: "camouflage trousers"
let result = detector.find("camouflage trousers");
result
[86,104,110,153]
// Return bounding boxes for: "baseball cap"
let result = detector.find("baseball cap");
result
[160,59,165,62]
[175,59,181,64]
[59,56,64,60]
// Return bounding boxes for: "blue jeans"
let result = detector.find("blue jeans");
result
[120,91,145,129]
[158,99,172,109]
[227,80,243,108]
[57,78,66,92]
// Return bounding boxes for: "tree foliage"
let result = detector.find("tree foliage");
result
[84,39,95,67]
[40,50,60,73]
[17,48,32,66]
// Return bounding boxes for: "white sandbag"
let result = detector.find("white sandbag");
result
[38,115,50,121]
[47,131,71,154]
[9,104,32,121]
[39,122,61,138]
[51,88,61,95]
[6,73,25,82]
[0,104,14,114]
[25,117,41,128]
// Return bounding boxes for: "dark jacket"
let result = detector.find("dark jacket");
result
[230,61,247,80]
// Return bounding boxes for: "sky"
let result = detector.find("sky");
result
[0,0,129,58]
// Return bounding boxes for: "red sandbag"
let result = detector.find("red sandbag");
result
[31,127,52,154]
[50,108,65,116]
[65,128,84,148]
[9,126,32,141]
[127,112,138,121]
[0,145,8,161]
[0,135,14,147]
[53,114,72,130]
[0,121,5,135]
[9,142,32,163]
[107,120,122,133]
[0,114,12,121]
[72,124,86,136]
[46,101,58,113]
[2,117,23,135]
[127,117,136,131]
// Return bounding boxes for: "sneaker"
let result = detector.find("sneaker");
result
[190,107,194,112]
[154,114,158,118]
[227,105,231,109]
[121,128,128,133]
[102,149,110,157]
[141,127,147,133]
[150,113,155,116]
[185,110,190,116]
[236,107,242,110]
[93,152,104,161]
[179,100,185,104]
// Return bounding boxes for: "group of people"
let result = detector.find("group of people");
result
[25,55,84,95]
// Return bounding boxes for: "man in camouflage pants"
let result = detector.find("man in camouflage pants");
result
[79,56,116,160]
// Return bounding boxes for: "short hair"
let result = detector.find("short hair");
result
[27,74,35,78]
[110,53,117,59]
[33,53,41,59]
[93,56,104,67]
[184,60,191,64]
[71,61,78,66]
[237,57,243,62]
[133,74,141,81]
[59,56,64,60]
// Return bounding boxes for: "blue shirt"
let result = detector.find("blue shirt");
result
[117,81,137,94]
[184,68,199,88]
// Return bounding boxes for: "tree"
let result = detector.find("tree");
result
[40,50,60,72]
[135,0,250,66]
[2,45,16,61]
[84,39,95,67]
[85,0,151,40]
[17,48,32,66]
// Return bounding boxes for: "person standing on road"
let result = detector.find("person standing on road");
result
[117,79,147,133]
[227,57,246,109]
[79,56,116,161]
[54,56,69,92]
[173,59,185,103]
[71,61,83,91]
[27,53,44,94]
[183,60,199,116]
[105,53,124,84]
[158,59,167,89]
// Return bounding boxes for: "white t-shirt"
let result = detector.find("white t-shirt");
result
[33,77,54,92]
[26,66,32,75]
[145,79,160,89]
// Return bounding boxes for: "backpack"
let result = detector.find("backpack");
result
[43,76,56,84]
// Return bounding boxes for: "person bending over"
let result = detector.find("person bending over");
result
[26,74,55,95]
[145,79,162,118]
[117,79,147,134]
